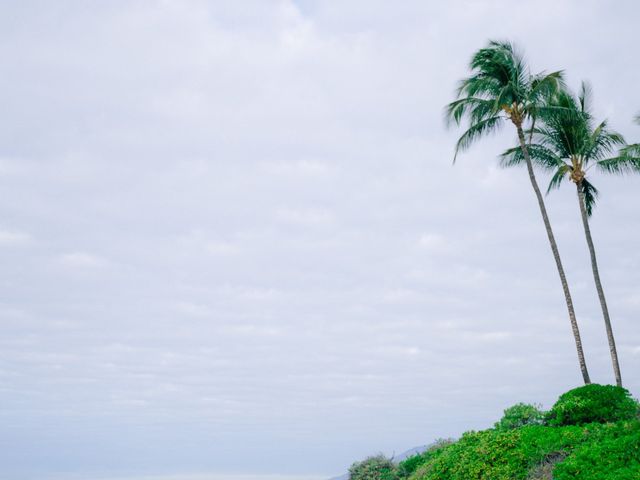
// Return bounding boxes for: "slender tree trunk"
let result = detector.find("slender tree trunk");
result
[576,182,622,386]
[515,125,591,384]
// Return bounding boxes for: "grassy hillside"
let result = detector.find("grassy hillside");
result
[347,385,640,480]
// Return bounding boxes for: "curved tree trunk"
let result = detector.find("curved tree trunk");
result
[576,182,622,387]
[516,126,591,384]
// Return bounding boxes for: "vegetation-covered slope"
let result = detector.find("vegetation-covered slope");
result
[348,385,640,480]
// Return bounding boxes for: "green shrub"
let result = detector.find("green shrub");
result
[348,388,640,480]
[408,425,591,480]
[396,439,454,478]
[494,403,545,430]
[553,421,640,480]
[349,454,398,480]
[405,422,640,480]
[413,428,528,480]
[546,384,639,426]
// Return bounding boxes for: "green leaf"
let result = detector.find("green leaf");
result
[453,116,503,162]
[580,179,599,217]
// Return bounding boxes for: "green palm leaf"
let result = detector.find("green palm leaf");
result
[596,152,640,175]
[500,143,561,170]
[547,165,571,194]
[508,82,629,215]
[580,178,599,216]
[445,40,565,162]
[453,116,503,162]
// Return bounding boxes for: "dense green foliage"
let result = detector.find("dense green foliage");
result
[546,384,639,426]
[554,421,640,480]
[494,403,545,430]
[348,454,397,480]
[396,439,453,479]
[410,425,585,480]
[348,386,640,480]
[407,421,640,480]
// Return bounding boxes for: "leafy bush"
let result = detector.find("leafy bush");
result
[546,384,639,426]
[348,388,640,480]
[411,428,527,480]
[494,403,545,430]
[349,454,398,480]
[554,421,640,480]
[396,439,454,478]
[407,421,640,479]
[409,425,589,480]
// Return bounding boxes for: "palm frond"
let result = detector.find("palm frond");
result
[457,74,502,100]
[446,40,561,164]
[533,88,585,139]
[580,178,599,217]
[597,149,640,174]
[467,40,530,109]
[532,84,626,171]
[622,143,640,156]
[584,121,625,162]
[453,116,503,163]
[528,71,565,110]
[547,165,570,194]
[499,146,525,168]
[578,81,593,115]
[445,97,496,127]
[499,143,562,170]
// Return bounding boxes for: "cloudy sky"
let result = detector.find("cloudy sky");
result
[1,1,639,479]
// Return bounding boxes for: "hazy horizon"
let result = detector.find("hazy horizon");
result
[1,1,639,479]
[43,474,327,480]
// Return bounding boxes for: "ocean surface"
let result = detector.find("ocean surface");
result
[45,474,327,480]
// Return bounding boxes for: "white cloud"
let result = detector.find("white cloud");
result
[0,229,32,246]
[264,159,331,176]
[56,252,109,268]
[418,233,449,252]
[174,302,211,317]
[382,288,421,303]
[206,241,241,255]
[275,207,335,227]
[224,324,281,337]
[478,331,513,342]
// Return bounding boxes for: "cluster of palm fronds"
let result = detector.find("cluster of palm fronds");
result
[446,40,640,388]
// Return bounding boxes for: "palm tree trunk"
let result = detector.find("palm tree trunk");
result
[516,126,591,384]
[576,182,622,386]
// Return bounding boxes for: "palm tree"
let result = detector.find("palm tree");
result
[501,84,640,387]
[446,41,591,384]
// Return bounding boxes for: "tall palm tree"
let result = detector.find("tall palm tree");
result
[446,41,591,384]
[501,84,640,387]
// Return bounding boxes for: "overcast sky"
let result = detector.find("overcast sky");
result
[1,1,639,479]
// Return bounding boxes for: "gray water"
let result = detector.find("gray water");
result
[45,474,326,480]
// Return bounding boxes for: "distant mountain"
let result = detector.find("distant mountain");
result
[327,474,348,480]
[392,444,429,462]
[328,444,430,480]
